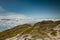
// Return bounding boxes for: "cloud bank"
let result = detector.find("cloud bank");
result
[0,6,36,32]
[0,6,60,32]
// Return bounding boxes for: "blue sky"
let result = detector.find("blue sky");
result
[0,0,60,19]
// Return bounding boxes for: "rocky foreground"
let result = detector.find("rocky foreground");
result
[0,20,60,40]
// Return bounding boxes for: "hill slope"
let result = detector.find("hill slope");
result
[0,20,60,40]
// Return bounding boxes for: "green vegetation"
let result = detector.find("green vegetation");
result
[50,29,57,36]
[0,20,60,40]
[24,38,32,40]
[0,24,31,40]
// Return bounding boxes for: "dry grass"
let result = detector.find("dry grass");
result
[0,20,60,40]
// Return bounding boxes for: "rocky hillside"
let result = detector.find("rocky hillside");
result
[0,20,60,40]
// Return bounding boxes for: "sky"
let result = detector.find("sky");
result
[0,0,60,19]
[0,0,60,31]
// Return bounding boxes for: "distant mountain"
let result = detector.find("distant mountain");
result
[0,20,60,40]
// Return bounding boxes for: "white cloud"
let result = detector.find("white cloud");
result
[0,12,60,32]
[0,6,60,32]
[0,6,34,31]
[0,13,35,32]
